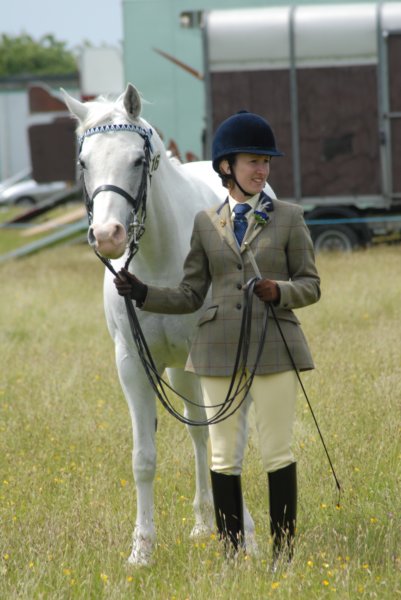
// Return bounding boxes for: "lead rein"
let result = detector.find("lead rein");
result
[244,244,342,504]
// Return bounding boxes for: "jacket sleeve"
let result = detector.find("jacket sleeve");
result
[276,206,321,310]
[141,213,211,314]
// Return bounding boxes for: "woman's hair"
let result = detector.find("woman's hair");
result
[217,155,236,189]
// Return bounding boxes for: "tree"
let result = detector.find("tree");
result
[0,33,78,77]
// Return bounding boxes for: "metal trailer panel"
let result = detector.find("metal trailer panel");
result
[203,3,401,210]
[206,3,401,70]
[388,34,401,195]
[208,65,380,201]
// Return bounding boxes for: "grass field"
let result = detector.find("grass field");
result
[0,243,400,599]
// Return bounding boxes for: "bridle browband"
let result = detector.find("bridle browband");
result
[78,122,153,149]
[79,123,153,269]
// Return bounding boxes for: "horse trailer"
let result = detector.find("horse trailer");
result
[202,3,401,250]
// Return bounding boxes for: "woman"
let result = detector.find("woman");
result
[114,111,321,566]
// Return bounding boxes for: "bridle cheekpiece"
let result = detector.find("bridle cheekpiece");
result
[79,123,154,268]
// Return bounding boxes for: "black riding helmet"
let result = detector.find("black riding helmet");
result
[212,111,283,174]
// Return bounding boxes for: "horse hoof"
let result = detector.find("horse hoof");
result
[245,533,259,558]
[127,533,155,567]
[190,522,214,539]
[127,550,154,567]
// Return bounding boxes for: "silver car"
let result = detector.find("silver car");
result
[0,178,68,206]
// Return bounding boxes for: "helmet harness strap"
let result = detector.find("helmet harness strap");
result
[227,156,254,198]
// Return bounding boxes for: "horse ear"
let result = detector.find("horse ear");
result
[123,83,141,119]
[60,88,89,123]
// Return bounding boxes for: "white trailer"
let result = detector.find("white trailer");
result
[202,3,401,250]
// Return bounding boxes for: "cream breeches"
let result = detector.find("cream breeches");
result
[200,370,298,475]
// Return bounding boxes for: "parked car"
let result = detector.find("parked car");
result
[0,178,68,206]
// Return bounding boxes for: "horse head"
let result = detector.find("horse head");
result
[62,84,157,260]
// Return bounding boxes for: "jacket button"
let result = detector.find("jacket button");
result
[236,303,242,310]
[237,264,242,270]
[236,283,242,290]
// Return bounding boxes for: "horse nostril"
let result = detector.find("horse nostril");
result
[88,226,96,247]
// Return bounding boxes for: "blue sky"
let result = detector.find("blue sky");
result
[2,0,123,48]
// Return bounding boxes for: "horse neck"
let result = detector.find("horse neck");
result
[151,152,200,217]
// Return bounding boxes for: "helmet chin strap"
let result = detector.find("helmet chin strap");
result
[228,158,254,198]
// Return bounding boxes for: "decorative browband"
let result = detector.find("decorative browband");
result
[78,123,153,150]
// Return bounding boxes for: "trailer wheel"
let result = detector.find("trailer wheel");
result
[312,225,359,252]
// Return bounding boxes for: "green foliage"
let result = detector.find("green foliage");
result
[0,245,400,598]
[0,33,77,77]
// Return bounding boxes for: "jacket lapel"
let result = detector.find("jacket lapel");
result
[241,192,274,250]
[212,199,240,255]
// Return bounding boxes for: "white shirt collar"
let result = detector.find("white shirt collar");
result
[228,192,261,218]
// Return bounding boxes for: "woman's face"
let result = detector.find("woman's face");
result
[222,153,271,201]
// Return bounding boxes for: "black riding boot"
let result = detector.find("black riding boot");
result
[210,470,244,553]
[268,462,297,568]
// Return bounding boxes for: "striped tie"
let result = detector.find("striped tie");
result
[233,203,251,245]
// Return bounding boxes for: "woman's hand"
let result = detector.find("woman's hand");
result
[253,279,280,303]
[114,268,148,302]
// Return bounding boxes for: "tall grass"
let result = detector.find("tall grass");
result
[0,244,400,599]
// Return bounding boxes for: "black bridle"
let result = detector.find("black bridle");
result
[80,123,153,269]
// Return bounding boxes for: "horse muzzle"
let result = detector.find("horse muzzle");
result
[88,220,128,259]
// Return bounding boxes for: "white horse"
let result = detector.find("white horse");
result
[62,84,275,565]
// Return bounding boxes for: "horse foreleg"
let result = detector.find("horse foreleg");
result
[167,369,214,538]
[115,343,157,565]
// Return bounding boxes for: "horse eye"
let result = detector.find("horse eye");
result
[78,158,86,170]
[133,157,144,168]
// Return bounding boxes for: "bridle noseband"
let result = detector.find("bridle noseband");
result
[79,123,153,269]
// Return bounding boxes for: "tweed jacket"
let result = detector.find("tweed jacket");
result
[142,192,321,376]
